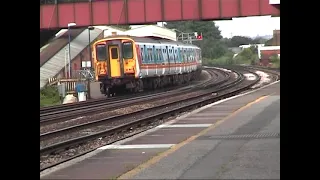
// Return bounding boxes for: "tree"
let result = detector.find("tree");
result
[252,37,268,44]
[165,21,222,40]
[269,54,280,68]
[165,21,226,60]
[249,45,258,54]
[264,38,273,46]
[234,47,259,65]
[226,36,254,47]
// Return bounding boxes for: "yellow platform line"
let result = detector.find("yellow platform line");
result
[117,95,268,179]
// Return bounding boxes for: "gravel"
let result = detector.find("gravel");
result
[40,91,205,148]
[40,70,215,135]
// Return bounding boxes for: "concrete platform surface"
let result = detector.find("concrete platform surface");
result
[41,81,280,179]
[122,83,280,179]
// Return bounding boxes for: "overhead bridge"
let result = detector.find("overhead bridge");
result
[40,0,280,30]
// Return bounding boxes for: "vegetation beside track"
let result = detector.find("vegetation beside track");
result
[40,86,61,107]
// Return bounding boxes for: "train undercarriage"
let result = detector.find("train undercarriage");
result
[99,69,202,97]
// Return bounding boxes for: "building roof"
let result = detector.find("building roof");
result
[125,25,177,41]
[40,28,103,89]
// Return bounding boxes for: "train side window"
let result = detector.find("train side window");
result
[147,48,153,63]
[157,48,160,63]
[158,49,163,63]
[151,48,154,62]
[141,47,144,62]
[155,49,159,63]
[154,48,158,63]
[162,47,167,63]
[175,49,177,62]
[173,48,176,61]
[191,49,194,62]
[177,48,181,63]
[143,45,148,63]
[195,49,198,61]
[197,49,199,60]
[185,49,188,62]
[180,48,184,62]
[153,46,157,63]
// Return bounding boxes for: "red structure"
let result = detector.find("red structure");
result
[259,48,280,66]
[40,0,280,30]
[261,49,280,58]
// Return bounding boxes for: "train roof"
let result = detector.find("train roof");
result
[101,35,200,48]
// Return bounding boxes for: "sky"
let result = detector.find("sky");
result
[131,16,280,39]
[214,16,280,38]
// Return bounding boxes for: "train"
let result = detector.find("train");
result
[92,35,203,97]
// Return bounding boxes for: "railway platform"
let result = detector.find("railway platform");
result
[41,81,280,179]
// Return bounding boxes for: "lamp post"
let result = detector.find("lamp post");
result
[67,22,76,78]
[88,26,94,68]
[86,26,94,100]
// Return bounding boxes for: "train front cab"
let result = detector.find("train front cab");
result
[93,37,137,96]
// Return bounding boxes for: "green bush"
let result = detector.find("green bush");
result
[40,86,61,107]
[270,54,280,68]
[234,47,259,65]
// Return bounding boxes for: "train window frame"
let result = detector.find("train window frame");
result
[140,47,144,62]
[161,48,167,63]
[122,41,133,59]
[176,48,180,63]
[159,49,163,62]
[147,47,153,63]
[157,48,162,63]
[155,49,158,63]
[96,44,107,61]
[143,45,148,63]
[172,47,176,61]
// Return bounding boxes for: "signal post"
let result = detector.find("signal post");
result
[176,32,203,44]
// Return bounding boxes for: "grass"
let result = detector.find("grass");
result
[40,86,61,107]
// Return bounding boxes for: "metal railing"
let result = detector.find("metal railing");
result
[47,69,93,95]
[40,0,100,5]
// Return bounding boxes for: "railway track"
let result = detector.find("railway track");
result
[40,67,263,172]
[40,70,233,142]
[212,65,280,83]
[245,65,280,80]
[40,68,223,114]
[40,68,230,126]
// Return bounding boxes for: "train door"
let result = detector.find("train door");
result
[108,45,121,77]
